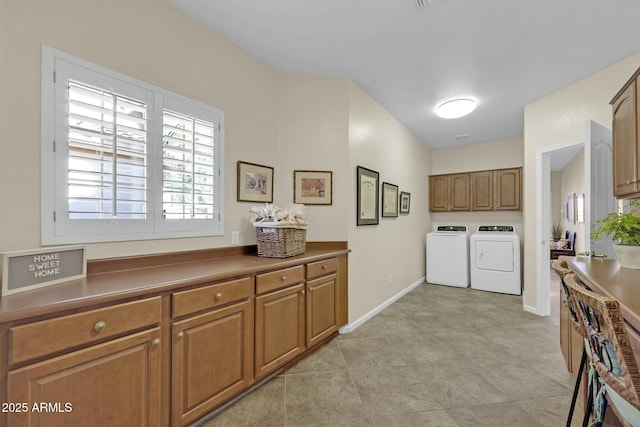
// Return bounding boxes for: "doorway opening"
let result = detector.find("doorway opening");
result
[535,120,613,317]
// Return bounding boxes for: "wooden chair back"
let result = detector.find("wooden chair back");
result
[553,261,585,337]
[564,273,640,412]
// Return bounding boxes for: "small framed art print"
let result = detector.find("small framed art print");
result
[237,161,274,203]
[382,182,399,218]
[294,170,332,205]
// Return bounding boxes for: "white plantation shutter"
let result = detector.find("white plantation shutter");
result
[41,47,224,244]
[67,81,148,219]
[162,110,215,219]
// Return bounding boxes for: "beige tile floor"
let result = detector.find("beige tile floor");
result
[198,272,585,426]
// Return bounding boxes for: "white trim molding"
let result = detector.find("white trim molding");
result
[338,277,425,334]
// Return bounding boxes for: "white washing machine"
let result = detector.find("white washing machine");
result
[470,225,521,295]
[426,226,470,288]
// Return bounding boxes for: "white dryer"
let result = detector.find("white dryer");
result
[470,225,521,295]
[426,226,469,288]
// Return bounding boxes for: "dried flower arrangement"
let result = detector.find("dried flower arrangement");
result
[249,203,308,228]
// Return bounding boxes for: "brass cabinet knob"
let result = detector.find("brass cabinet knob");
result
[176,332,184,339]
[151,338,161,347]
[321,265,327,270]
[214,292,223,301]
[301,290,306,295]
[281,276,287,281]
[94,321,107,332]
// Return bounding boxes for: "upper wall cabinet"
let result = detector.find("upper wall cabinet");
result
[471,170,494,211]
[494,168,521,210]
[429,175,450,212]
[611,68,640,198]
[429,173,470,212]
[429,167,521,212]
[450,173,471,211]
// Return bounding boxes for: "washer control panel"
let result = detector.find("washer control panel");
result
[436,226,467,232]
[477,225,514,232]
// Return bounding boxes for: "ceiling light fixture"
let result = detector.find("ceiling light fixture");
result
[435,98,477,119]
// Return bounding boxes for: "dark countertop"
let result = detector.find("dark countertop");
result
[0,246,349,323]
[564,256,640,333]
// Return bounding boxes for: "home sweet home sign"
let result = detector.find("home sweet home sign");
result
[1,246,86,296]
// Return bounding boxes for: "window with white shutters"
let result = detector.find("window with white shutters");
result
[162,110,215,220]
[41,47,224,244]
[67,81,148,220]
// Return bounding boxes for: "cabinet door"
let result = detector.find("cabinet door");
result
[612,80,638,197]
[7,328,161,427]
[471,171,494,211]
[172,300,252,426]
[494,168,521,210]
[255,283,306,380]
[450,173,470,211]
[559,290,570,371]
[306,274,338,347]
[429,175,449,212]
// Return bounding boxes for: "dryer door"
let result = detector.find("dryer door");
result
[474,240,514,272]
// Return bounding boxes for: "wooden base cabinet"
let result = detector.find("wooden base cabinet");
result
[306,258,340,348]
[306,274,338,347]
[7,328,162,427]
[559,290,585,377]
[171,300,253,427]
[1,248,348,427]
[254,283,306,380]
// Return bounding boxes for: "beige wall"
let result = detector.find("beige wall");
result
[550,171,562,236]
[347,82,431,322]
[560,149,586,254]
[523,52,640,310]
[431,137,524,175]
[1,1,433,329]
[0,0,281,258]
[277,74,350,242]
[430,137,524,237]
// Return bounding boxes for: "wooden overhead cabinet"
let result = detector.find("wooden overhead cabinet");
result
[450,173,471,211]
[494,168,521,210]
[429,174,450,212]
[429,167,521,212]
[610,69,640,198]
[471,170,494,211]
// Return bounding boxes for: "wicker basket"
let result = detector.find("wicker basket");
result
[255,226,306,258]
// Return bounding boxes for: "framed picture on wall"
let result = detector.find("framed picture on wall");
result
[567,194,575,224]
[357,166,379,226]
[400,191,411,214]
[237,161,274,203]
[576,193,585,223]
[293,170,332,205]
[382,182,399,218]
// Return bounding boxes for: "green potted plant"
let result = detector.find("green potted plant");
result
[591,200,640,269]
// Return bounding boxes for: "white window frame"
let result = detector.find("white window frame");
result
[41,47,224,244]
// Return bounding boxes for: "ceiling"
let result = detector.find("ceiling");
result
[168,0,640,150]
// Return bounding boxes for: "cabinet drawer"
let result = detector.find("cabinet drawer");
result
[9,297,161,366]
[306,258,338,280]
[172,277,252,318]
[256,266,305,295]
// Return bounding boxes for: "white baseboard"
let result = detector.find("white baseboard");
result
[338,276,425,334]
[523,303,542,316]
